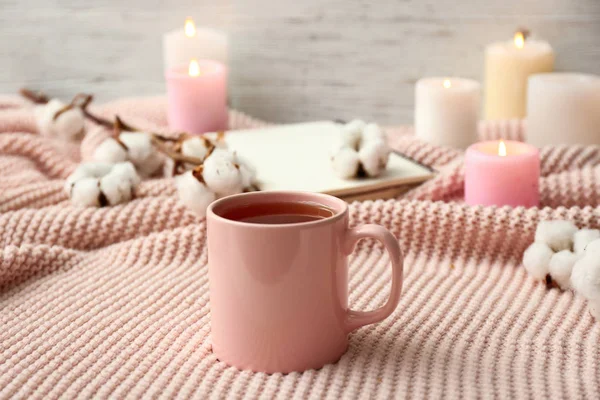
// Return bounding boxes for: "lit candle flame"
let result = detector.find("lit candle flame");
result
[514,31,525,49]
[498,140,507,157]
[188,59,201,77]
[184,18,196,37]
[443,79,451,89]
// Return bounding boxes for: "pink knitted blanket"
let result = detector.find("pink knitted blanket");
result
[1,96,599,399]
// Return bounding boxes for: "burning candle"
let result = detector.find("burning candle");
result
[484,30,554,120]
[163,18,228,70]
[527,73,600,146]
[465,140,540,207]
[165,59,228,134]
[415,77,481,149]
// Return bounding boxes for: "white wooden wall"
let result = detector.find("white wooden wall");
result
[1,0,599,123]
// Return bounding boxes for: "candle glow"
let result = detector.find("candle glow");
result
[443,79,451,89]
[514,31,525,49]
[498,140,507,157]
[184,18,196,37]
[188,59,201,77]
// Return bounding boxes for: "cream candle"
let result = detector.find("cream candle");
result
[527,73,600,146]
[166,59,228,134]
[484,31,554,120]
[465,140,540,207]
[415,77,480,149]
[163,18,228,70]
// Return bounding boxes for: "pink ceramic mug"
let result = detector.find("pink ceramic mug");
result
[207,191,405,373]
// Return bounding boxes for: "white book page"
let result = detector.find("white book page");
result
[209,121,434,196]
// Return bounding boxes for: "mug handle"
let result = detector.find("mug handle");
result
[344,224,404,333]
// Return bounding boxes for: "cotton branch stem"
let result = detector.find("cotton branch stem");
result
[20,87,207,166]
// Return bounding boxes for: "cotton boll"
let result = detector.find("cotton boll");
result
[64,162,114,194]
[340,119,365,149]
[109,162,141,186]
[205,148,236,163]
[535,220,578,252]
[80,162,115,178]
[181,137,211,161]
[331,147,360,179]
[52,107,85,140]
[93,138,128,164]
[361,123,386,144]
[202,155,243,196]
[571,252,600,301]
[34,99,65,136]
[574,229,600,255]
[358,140,391,177]
[119,132,154,164]
[233,154,258,189]
[118,132,163,176]
[175,170,216,217]
[522,242,554,281]
[548,250,578,290]
[70,177,101,207]
[584,238,600,255]
[99,170,134,206]
[35,99,85,140]
[237,160,257,189]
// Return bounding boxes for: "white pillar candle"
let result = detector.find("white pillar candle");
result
[414,77,481,149]
[526,73,600,146]
[163,18,228,70]
[484,31,554,120]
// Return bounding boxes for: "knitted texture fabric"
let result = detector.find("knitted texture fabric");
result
[1,96,599,399]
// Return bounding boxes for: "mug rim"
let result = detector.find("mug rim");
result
[207,191,348,229]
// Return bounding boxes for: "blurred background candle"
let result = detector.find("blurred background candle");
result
[415,77,480,149]
[527,73,600,147]
[166,59,228,134]
[484,30,554,120]
[163,18,228,70]
[465,140,540,207]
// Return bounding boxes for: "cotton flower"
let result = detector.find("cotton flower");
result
[523,242,554,281]
[548,250,578,290]
[93,132,163,177]
[64,162,114,194]
[331,120,390,179]
[359,140,391,177]
[571,252,600,301]
[93,138,128,164]
[361,123,386,144]
[70,177,102,207]
[340,119,365,149]
[181,136,213,161]
[534,220,578,252]
[66,161,140,207]
[206,148,236,163]
[202,155,243,196]
[331,147,360,179]
[119,132,163,176]
[237,156,258,189]
[574,229,600,255]
[34,99,85,140]
[175,169,216,217]
[585,238,600,254]
[571,240,600,320]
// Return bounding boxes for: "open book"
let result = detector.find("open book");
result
[209,121,435,201]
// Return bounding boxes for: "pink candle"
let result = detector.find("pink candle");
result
[166,59,228,134]
[465,140,540,207]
